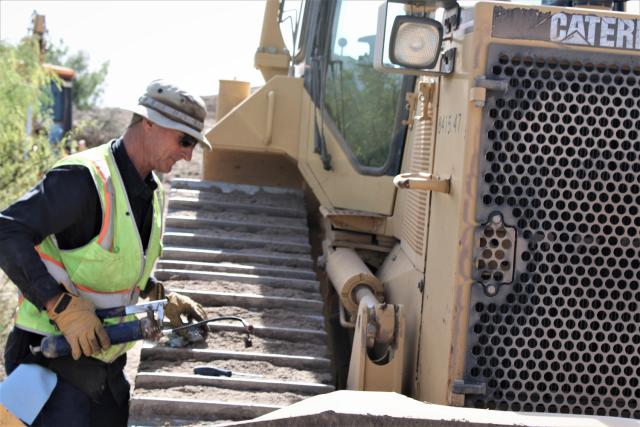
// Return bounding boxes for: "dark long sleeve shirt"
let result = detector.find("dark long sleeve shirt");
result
[0,138,158,309]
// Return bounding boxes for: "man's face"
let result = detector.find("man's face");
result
[146,122,196,173]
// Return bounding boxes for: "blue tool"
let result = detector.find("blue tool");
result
[30,300,254,358]
[30,299,167,358]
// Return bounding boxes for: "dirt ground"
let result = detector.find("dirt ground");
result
[139,358,330,385]
[133,383,309,407]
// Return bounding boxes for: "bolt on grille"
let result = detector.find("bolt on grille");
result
[465,46,640,418]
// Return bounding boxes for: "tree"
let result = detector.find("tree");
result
[0,37,59,209]
[45,39,109,110]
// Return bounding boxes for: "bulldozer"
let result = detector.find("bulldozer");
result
[127,0,640,425]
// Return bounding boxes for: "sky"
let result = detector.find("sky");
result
[2,0,640,107]
[0,1,268,107]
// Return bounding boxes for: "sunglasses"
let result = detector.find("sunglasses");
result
[179,134,199,148]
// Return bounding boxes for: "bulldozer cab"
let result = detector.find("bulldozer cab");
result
[290,0,414,215]
[206,1,414,214]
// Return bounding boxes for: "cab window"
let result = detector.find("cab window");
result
[323,0,406,170]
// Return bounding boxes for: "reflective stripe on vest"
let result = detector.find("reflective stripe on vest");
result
[87,156,115,252]
[36,245,140,309]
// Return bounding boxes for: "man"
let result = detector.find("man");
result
[0,80,211,426]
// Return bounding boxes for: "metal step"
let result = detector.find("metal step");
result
[161,246,314,269]
[208,322,327,343]
[129,396,279,423]
[170,178,304,198]
[166,215,308,233]
[132,178,328,425]
[156,268,319,292]
[165,288,323,312]
[168,196,306,219]
[193,305,326,331]
[135,372,334,395]
[156,321,326,342]
[156,259,317,280]
[140,347,332,369]
[163,230,311,254]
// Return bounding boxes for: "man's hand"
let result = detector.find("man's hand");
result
[144,280,208,337]
[165,292,208,338]
[46,292,111,360]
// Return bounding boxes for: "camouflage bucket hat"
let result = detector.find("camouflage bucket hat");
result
[122,79,212,150]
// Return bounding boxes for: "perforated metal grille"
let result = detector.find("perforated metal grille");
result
[464,46,640,418]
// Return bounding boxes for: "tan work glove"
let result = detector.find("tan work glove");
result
[46,292,111,360]
[143,277,166,301]
[164,292,208,338]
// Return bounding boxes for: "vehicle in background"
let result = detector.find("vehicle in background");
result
[31,13,74,144]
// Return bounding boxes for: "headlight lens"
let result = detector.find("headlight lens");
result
[390,17,443,69]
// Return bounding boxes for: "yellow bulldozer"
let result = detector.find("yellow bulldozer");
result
[125,0,640,425]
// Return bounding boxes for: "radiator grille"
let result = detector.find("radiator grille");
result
[465,46,640,418]
[401,79,436,263]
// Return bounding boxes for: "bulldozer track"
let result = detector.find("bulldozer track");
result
[129,179,333,425]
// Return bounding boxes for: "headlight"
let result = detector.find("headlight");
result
[389,16,443,69]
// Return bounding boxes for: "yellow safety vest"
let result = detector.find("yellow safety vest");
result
[15,142,164,363]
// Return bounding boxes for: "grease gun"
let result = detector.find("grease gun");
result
[30,299,253,358]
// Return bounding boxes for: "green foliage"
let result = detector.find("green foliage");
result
[324,58,403,168]
[45,39,109,110]
[0,38,59,210]
[0,271,18,379]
